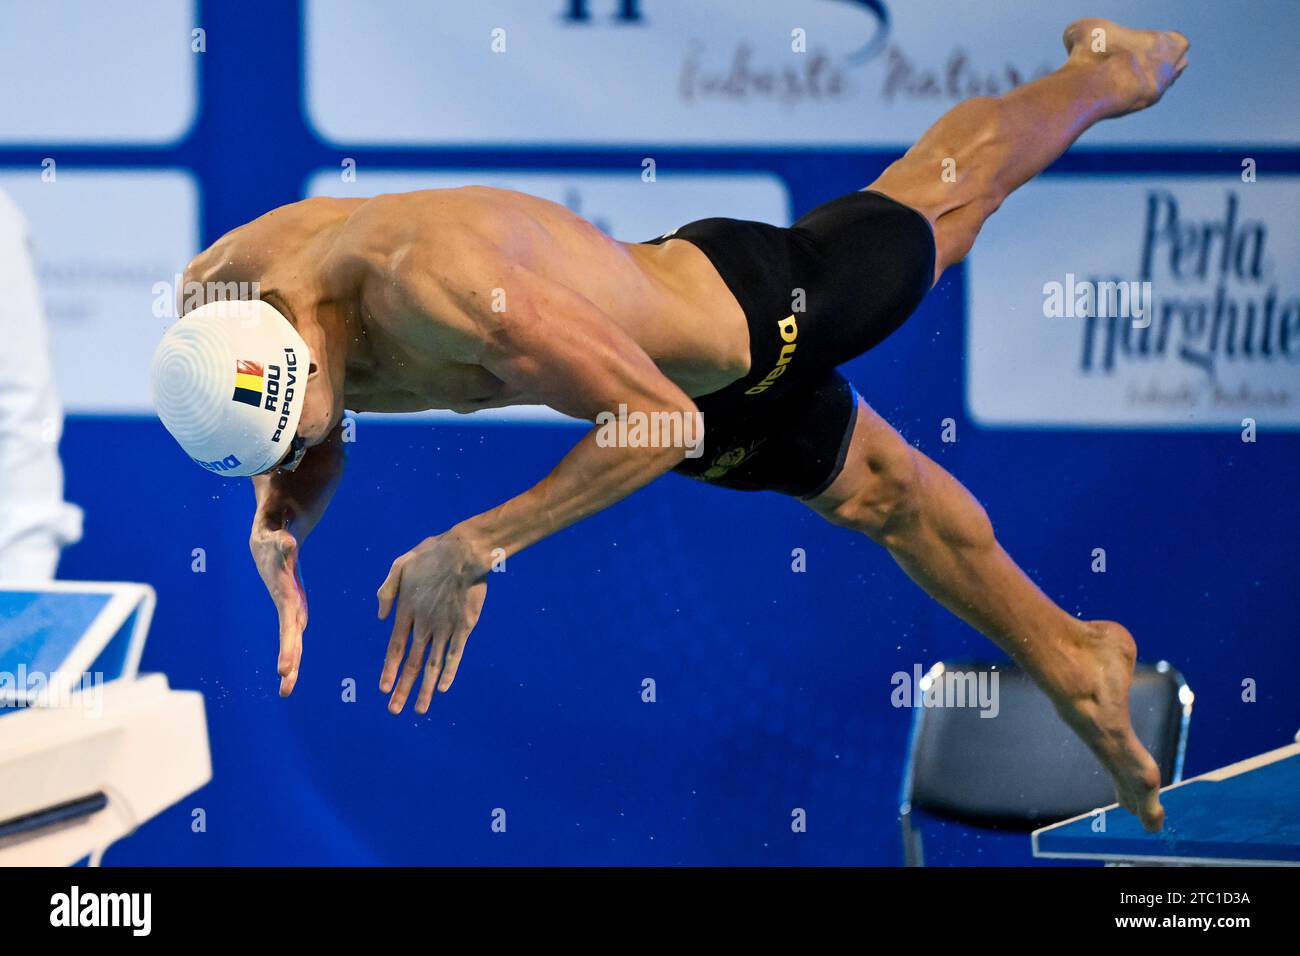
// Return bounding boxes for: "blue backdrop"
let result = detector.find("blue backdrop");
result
[15,1,1298,864]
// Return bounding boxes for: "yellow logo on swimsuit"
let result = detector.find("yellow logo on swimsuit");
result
[744,314,798,395]
[703,445,749,479]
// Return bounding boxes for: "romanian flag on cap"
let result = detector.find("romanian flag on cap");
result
[232,359,264,407]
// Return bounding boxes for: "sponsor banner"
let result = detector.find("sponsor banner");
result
[0,0,196,145]
[967,176,1300,429]
[0,170,200,414]
[306,168,790,424]
[305,0,1297,148]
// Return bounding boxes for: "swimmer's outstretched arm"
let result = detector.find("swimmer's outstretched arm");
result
[250,421,347,696]
[377,258,697,714]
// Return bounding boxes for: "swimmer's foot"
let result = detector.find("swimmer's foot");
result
[1063,18,1190,117]
[1044,620,1166,831]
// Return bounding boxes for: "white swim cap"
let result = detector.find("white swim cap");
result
[151,299,311,477]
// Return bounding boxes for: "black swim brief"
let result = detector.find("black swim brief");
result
[643,189,935,498]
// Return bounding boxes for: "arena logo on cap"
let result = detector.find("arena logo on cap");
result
[194,453,242,473]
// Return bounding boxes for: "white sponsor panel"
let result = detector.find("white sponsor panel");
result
[0,0,196,145]
[0,170,199,414]
[306,168,790,423]
[305,0,1297,147]
[968,177,1300,429]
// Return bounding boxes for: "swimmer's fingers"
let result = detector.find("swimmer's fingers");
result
[436,580,487,697]
[252,528,307,697]
[435,626,471,695]
[413,623,468,713]
[387,624,430,715]
[380,598,414,695]
[415,633,452,714]
[275,580,306,698]
[426,574,488,702]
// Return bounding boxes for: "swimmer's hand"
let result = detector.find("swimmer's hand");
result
[377,527,488,714]
[249,422,347,697]
[250,524,309,697]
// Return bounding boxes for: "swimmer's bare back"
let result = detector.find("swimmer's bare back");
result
[185,187,753,426]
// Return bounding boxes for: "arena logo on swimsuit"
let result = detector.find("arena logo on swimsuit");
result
[266,348,299,443]
[745,314,799,395]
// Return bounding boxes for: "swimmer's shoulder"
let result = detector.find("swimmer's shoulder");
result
[186,196,363,283]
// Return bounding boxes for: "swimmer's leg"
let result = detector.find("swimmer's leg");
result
[805,397,1165,831]
[868,18,1189,283]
